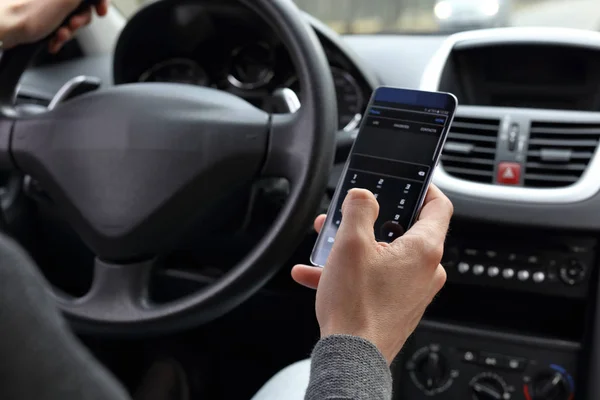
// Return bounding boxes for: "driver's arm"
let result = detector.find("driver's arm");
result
[0,2,124,398]
[306,335,392,400]
[293,186,453,400]
[0,234,130,400]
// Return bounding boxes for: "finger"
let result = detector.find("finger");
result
[400,185,453,246]
[291,264,322,290]
[420,184,453,221]
[70,9,93,30]
[49,40,65,54]
[336,188,379,244]
[48,27,71,54]
[56,27,73,43]
[96,0,110,16]
[48,37,60,54]
[314,214,326,234]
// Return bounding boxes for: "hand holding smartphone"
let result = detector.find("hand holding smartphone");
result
[311,86,457,267]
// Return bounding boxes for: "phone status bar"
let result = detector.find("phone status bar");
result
[424,108,449,115]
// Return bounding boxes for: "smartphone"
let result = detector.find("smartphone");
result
[310,86,458,267]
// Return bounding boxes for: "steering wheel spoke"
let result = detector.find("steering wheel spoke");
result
[55,258,154,324]
[262,110,309,183]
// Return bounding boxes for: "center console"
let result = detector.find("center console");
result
[392,27,600,400]
[394,321,579,400]
[390,221,595,400]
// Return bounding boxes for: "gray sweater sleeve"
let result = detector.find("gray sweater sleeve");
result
[305,335,393,400]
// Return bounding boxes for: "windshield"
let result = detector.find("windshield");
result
[113,0,599,33]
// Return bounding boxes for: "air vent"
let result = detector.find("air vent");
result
[525,122,600,188]
[441,116,500,183]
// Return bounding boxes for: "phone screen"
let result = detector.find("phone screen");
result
[311,87,457,267]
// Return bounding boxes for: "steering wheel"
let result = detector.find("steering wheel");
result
[0,0,337,334]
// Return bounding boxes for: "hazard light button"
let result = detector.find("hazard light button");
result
[497,162,521,185]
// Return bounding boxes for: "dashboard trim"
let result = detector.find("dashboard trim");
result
[420,27,600,204]
[303,12,380,91]
[282,66,365,132]
[421,319,581,351]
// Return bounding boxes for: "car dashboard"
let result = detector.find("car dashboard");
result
[15,3,600,400]
[112,2,373,132]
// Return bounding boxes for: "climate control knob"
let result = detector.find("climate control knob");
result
[407,346,455,395]
[526,368,573,400]
[470,372,509,400]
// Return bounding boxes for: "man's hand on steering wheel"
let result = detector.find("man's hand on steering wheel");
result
[0,0,109,53]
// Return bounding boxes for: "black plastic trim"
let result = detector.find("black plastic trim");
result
[420,319,581,351]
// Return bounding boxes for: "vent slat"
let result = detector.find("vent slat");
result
[443,166,494,177]
[530,127,600,135]
[525,121,600,188]
[451,122,500,132]
[444,143,497,154]
[441,155,495,166]
[469,147,497,155]
[525,162,587,172]
[528,138,598,147]
[524,174,579,183]
[527,150,594,160]
[441,116,500,184]
[448,133,498,143]
[530,122,600,135]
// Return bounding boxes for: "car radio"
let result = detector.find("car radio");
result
[441,235,596,298]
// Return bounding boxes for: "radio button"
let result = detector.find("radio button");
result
[479,353,499,367]
[506,357,527,371]
[533,271,546,283]
[457,262,470,274]
[517,270,530,281]
[496,355,528,371]
[502,268,515,279]
[465,248,478,257]
[527,255,540,265]
[473,265,485,276]
[461,350,477,364]
[485,250,497,259]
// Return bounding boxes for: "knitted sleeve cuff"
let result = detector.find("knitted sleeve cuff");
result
[305,334,393,400]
